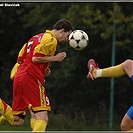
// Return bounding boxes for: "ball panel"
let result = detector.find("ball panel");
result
[69,39,78,48]
[73,31,84,40]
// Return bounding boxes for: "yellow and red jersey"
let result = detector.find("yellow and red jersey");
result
[10,33,44,80]
[15,30,57,84]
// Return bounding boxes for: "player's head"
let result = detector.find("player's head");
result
[52,19,74,43]
[53,19,74,32]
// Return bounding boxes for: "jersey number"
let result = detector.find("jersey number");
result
[27,41,33,53]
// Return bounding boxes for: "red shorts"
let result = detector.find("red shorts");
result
[12,72,51,115]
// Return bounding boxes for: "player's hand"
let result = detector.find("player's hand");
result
[55,52,66,62]
[44,67,51,77]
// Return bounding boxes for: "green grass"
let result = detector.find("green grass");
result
[0,113,120,131]
[0,115,31,131]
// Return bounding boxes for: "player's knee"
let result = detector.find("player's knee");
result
[120,120,132,131]
[120,122,127,131]
[44,117,48,123]
[34,111,48,123]
[122,59,132,70]
[13,115,25,126]
[14,118,24,126]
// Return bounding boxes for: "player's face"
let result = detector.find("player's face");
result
[58,30,72,44]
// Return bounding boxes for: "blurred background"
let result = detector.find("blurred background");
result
[0,2,133,131]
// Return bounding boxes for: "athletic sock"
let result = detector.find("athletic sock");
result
[28,104,36,130]
[0,116,6,126]
[94,64,126,78]
[30,118,36,130]
[0,99,14,125]
[32,120,47,131]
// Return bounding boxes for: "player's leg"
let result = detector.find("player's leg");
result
[11,76,28,126]
[95,64,125,78]
[0,99,25,126]
[29,104,47,131]
[13,115,25,126]
[33,111,48,131]
[31,81,50,131]
[0,116,6,126]
[87,59,126,80]
[28,104,36,130]
[21,74,51,131]
[122,59,133,78]
[0,98,14,125]
[119,60,133,131]
[121,106,133,131]
[30,113,36,130]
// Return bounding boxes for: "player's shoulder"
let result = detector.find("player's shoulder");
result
[45,30,56,38]
[33,32,45,38]
[41,30,57,43]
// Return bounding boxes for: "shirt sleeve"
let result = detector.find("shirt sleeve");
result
[17,43,27,63]
[33,32,57,57]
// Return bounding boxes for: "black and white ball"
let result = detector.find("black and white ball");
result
[69,30,89,50]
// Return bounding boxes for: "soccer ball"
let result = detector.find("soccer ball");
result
[68,30,89,50]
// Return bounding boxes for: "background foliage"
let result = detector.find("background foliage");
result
[0,2,133,131]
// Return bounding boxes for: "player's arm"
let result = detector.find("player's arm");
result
[44,66,51,77]
[17,43,27,64]
[32,34,66,63]
[32,52,66,63]
[10,43,27,79]
[10,63,20,80]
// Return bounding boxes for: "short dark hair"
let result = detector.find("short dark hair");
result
[53,19,74,32]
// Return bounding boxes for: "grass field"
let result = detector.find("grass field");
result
[0,112,120,131]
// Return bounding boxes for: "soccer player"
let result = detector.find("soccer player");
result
[87,59,133,131]
[0,19,73,131]
[0,32,51,129]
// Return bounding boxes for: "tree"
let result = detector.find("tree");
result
[1,2,133,130]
